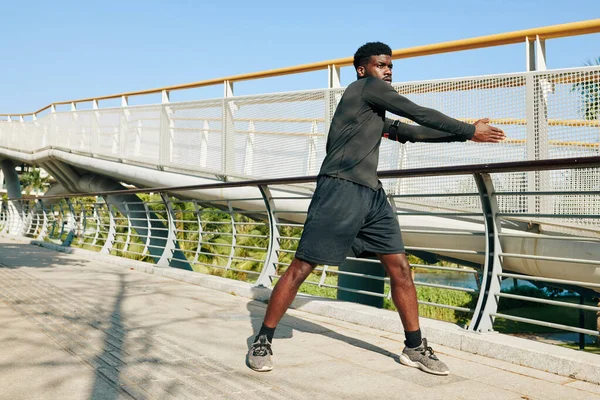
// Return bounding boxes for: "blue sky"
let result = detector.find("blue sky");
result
[2,0,599,114]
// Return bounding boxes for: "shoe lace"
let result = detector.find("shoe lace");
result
[418,338,439,361]
[252,336,273,357]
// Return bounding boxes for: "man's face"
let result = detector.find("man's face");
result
[357,55,393,83]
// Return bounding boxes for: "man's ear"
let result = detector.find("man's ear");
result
[356,66,365,78]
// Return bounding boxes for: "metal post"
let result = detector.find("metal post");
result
[525,37,536,72]
[70,102,77,150]
[222,80,236,178]
[61,198,77,247]
[162,90,172,168]
[90,203,101,248]
[328,64,341,89]
[244,120,255,176]
[200,119,210,168]
[20,200,33,237]
[0,201,6,233]
[156,193,178,267]
[123,202,133,254]
[200,120,209,168]
[92,100,99,157]
[142,202,152,257]
[225,201,237,272]
[469,173,504,332]
[525,36,551,215]
[579,293,586,350]
[160,93,174,169]
[256,185,280,287]
[119,96,129,160]
[525,73,537,214]
[191,200,203,266]
[305,120,318,176]
[100,198,117,254]
[35,199,49,241]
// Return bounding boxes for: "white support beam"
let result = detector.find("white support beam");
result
[162,90,170,103]
[525,35,547,72]
[121,96,128,107]
[328,64,341,88]
[224,80,234,98]
[535,35,547,71]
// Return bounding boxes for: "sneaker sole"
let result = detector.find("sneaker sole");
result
[399,354,449,376]
[248,364,273,372]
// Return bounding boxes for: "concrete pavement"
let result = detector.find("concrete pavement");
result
[1,235,599,400]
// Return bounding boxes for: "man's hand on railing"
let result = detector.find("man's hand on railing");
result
[471,118,505,143]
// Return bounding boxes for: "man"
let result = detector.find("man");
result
[247,42,505,375]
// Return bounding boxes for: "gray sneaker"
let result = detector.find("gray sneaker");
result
[399,338,449,375]
[247,334,273,372]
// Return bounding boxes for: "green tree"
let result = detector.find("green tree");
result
[20,167,50,195]
[572,57,600,120]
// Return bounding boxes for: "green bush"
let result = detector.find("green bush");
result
[498,285,552,310]
[384,285,476,326]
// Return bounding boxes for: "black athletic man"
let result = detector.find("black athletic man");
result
[247,42,505,375]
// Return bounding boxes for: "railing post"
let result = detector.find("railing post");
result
[90,202,101,248]
[225,201,237,272]
[200,120,209,168]
[119,96,129,160]
[305,120,318,176]
[469,173,504,332]
[92,100,99,157]
[156,193,178,267]
[191,200,203,265]
[142,202,152,257]
[160,90,174,169]
[80,201,89,246]
[328,64,341,89]
[525,72,537,214]
[70,102,77,150]
[244,120,255,176]
[33,200,47,240]
[100,198,117,254]
[0,201,7,233]
[525,36,551,215]
[222,80,236,178]
[22,200,35,237]
[256,185,280,287]
[122,202,133,254]
[61,198,77,247]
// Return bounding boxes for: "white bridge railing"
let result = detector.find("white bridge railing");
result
[1,66,599,227]
[1,157,599,339]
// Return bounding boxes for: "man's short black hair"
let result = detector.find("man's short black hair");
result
[353,42,392,69]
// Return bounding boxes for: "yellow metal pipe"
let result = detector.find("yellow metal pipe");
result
[1,19,599,116]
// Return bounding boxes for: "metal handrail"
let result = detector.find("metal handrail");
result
[11,156,599,201]
[1,19,599,117]
[1,156,599,339]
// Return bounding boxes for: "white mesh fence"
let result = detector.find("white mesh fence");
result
[165,100,223,174]
[0,66,598,226]
[227,91,327,178]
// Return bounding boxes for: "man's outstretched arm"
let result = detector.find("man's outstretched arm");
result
[364,78,505,142]
[382,118,472,143]
[383,118,503,143]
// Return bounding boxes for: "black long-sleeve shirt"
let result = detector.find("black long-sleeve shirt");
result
[319,77,476,189]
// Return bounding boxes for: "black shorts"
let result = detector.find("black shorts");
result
[295,176,405,266]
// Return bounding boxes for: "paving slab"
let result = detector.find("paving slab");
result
[1,235,599,400]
